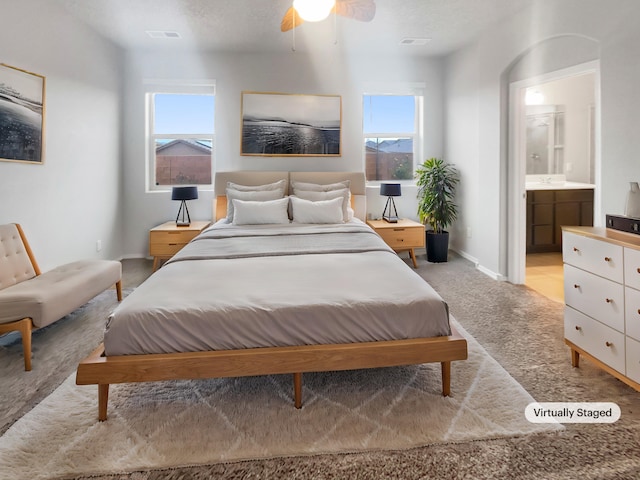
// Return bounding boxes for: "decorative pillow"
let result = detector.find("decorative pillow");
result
[291,180,350,192]
[294,188,351,222]
[225,188,284,222]
[232,197,290,225]
[290,196,344,224]
[227,179,286,193]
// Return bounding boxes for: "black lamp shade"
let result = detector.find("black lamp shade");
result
[171,186,198,201]
[380,183,402,197]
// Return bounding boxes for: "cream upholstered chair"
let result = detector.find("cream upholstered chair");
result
[0,223,122,370]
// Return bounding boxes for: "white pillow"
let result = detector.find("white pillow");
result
[291,180,350,192]
[294,188,351,222]
[225,188,284,222]
[227,179,286,193]
[232,197,290,225]
[290,196,344,224]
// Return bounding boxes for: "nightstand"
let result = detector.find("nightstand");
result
[149,221,210,271]
[366,219,425,268]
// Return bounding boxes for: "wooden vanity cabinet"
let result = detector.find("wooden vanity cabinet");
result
[527,189,593,253]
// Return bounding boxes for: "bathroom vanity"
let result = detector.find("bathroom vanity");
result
[526,176,594,253]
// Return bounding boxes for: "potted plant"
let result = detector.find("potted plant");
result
[415,157,459,262]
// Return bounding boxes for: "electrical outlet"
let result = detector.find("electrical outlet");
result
[96,240,102,252]
[466,227,472,239]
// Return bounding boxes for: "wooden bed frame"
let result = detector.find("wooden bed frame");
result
[77,171,468,421]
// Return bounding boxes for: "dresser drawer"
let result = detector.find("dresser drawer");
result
[624,287,640,342]
[626,336,640,384]
[564,264,624,332]
[377,226,424,249]
[624,247,640,291]
[565,306,626,374]
[563,232,623,282]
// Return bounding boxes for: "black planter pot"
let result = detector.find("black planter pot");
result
[426,231,449,263]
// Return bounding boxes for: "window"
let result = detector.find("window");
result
[146,87,215,190]
[363,95,420,181]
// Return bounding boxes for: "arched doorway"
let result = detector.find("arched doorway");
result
[503,35,601,288]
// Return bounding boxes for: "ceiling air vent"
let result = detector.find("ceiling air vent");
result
[145,31,182,39]
[399,38,431,46]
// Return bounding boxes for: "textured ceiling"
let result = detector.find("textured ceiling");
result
[54,0,534,56]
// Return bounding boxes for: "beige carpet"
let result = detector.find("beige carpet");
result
[0,318,561,480]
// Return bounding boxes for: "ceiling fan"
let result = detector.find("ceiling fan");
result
[281,0,376,32]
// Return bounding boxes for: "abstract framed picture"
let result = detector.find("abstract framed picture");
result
[0,63,46,164]
[241,92,341,156]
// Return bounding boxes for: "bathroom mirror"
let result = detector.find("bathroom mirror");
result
[525,105,565,175]
[524,72,596,183]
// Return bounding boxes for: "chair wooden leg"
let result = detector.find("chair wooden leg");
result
[0,318,33,371]
[21,320,32,371]
[115,280,123,301]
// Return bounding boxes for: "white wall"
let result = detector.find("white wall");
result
[444,0,640,279]
[121,50,444,256]
[0,0,124,271]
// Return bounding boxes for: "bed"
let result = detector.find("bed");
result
[77,171,467,421]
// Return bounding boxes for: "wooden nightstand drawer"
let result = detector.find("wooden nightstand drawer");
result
[149,242,187,256]
[149,221,210,271]
[150,229,199,246]
[376,226,424,249]
[366,219,424,268]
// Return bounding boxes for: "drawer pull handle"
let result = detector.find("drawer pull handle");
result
[637,309,640,315]
[575,326,582,331]
[604,257,611,262]
[637,267,640,274]
[573,247,580,252]
[573,284,580,289]
[605,341,613,347]
[605,298,613,303]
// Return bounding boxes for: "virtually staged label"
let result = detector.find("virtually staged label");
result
[525,402,621,423]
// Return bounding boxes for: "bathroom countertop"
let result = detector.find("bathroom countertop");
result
[526,181,595,191]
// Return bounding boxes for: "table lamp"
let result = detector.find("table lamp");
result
[380,183,401,223]
[171,186,198,226]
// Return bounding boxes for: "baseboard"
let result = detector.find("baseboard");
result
[119,254,150,261]
[451,248,506,282]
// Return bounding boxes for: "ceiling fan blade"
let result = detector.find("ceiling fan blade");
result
[335,0,376,22]
[281,6,304,32]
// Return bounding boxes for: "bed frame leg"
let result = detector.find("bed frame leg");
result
[441,361,451,396]
[571,348,580,368]
[293,372,302,409]
[98,384,109,421]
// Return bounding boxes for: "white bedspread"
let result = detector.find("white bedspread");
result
[103,221,451,356]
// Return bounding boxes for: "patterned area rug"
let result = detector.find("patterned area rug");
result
[0,318,560,480]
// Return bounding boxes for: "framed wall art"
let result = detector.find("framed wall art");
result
[241,92,341,156]
[0,63,46,164]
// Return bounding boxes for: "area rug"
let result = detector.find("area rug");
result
[0,319,562,480]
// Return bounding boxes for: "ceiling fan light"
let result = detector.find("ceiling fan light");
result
[293,0,336,22]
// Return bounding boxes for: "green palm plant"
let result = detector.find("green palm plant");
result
[416,158,459,234]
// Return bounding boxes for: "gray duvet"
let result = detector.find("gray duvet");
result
[103,221,451,356]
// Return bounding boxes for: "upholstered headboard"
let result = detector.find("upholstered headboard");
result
[213,171,366,222]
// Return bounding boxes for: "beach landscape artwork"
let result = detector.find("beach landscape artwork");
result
[0,64,45,164]
[241,92,341,156]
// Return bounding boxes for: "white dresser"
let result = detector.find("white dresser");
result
[562,226,640,391]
